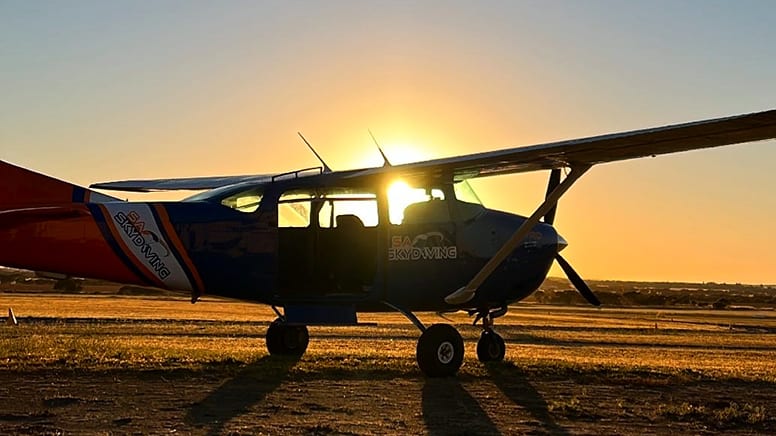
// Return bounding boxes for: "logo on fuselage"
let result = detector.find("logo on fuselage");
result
[114,210,171,279]
[388,232,457,261]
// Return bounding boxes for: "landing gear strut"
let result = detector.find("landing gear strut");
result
[473,307,507,362]
[266,317,309,357]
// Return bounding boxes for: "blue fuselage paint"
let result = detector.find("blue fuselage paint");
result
[152,176,561,313]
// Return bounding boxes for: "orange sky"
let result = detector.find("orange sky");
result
[3,1,776,284]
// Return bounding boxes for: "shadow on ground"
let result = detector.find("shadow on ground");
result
[487,362,570,435]
[185,355,299,435]
[421,376,500,435]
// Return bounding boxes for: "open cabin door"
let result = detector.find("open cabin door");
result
[277,188,379,298]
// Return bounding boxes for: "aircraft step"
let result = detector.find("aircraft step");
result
[284,304,359,326]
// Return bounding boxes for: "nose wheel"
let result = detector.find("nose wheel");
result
[477,329,506,362]
[472,306,508,362]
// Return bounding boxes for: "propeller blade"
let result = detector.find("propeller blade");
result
[543,168,562,224]
[555,253,601,307]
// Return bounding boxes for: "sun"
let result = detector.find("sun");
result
[387,180,430,224]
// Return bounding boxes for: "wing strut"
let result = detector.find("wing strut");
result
[445,164,592,305]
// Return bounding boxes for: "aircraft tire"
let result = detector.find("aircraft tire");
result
[476,330,506,362]
[266,319,309,357]
[416,324,464,377]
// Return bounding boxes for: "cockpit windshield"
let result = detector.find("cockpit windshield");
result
[184,183,264,213]
[453,180,483,206]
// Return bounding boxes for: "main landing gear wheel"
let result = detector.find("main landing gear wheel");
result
[266,318,309,357]
[416,324,464,377]
[476,330,506,362]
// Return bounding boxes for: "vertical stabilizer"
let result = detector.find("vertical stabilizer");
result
[0,161,117,210]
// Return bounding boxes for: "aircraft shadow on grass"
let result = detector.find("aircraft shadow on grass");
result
[421,376,501,435]
[182,354,568,435]
[420,366,571,435]
[184,355,299,435]
[485,363,570,436]
[179,353,776,435]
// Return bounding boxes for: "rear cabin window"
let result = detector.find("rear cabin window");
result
[318,193,378,228]
[278,189,378,228]
[278,192,313,227]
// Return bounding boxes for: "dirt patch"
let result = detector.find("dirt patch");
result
[0,363,773,434]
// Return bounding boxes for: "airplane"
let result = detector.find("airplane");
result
[1,109,775,377]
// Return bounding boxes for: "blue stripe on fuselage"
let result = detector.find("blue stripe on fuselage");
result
[87,203,155,287]
[148,204,202,295]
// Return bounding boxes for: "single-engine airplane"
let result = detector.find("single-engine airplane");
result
[2,110,776,376]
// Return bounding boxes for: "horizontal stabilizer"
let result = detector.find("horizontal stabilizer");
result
[90,174,274,192]
[0,206,90,228]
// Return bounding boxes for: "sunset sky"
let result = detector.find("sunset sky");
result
[2,1,776,284]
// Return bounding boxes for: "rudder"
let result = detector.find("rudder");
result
[0,160,116,209]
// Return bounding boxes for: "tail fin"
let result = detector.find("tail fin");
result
[0,160,117,210]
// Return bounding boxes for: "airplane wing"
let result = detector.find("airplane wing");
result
[351,109,776,181]
[90,174,274,192]
[89,109,776,190]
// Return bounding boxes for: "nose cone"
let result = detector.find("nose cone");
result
[557,233,568,252]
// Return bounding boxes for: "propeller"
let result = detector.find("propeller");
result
[545,168,600,306]
[555,253,601,306]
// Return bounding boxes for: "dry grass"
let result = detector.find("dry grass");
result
[1,293,776,434]
[1,293,775,383]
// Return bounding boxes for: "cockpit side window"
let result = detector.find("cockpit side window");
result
[387,181,448,225]
[220,187,263,213]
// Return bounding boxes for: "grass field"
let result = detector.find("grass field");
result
[1,293,775,434]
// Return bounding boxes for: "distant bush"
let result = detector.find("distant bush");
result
[53,278,82,293]
[117,286,167,296]
[712,298,730,310]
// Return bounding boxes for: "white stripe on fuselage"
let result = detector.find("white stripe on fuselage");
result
[103,203,193,291]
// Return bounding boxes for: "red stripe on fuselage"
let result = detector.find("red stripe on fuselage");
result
[0,205,145,285]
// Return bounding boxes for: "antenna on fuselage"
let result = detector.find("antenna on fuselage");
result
[297,132,332,173]
[368,130,392,167]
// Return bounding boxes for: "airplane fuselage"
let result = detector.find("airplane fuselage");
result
[0,173,562,313]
